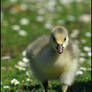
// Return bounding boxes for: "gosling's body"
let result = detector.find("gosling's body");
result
[26,26,80,92]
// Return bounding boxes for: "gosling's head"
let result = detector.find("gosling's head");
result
[50,26,69,54]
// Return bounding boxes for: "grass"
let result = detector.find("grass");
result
[1,0,91,92]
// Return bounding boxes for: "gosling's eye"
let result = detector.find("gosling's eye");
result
[52,36,56,41]
[64,38,66,41]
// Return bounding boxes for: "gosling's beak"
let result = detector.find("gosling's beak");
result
[56,44,63,54]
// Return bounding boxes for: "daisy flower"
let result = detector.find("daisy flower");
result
[26,78,31,82]
[18,66,26,71]
[81,39,86,43]
[12,25,20,31]
[36,16,44,22]
[85,32,91,37]
[15,64,26,71]
[80,67,87,71]
[10,0,17,3]
[22,57,29,63]
[67,15,75,21]
[79,57,85,63]
[20,4,28,11]
[83,46,91,52]
[47,0,56,12]
[60,0,72,5]
[11,79,20,85]
[76,70,83,75]
[22,50,27,56]
[1,56,11,60]
[79,14,90,23]
[88,52,91,57]
[20,18,29,25]
[18,30,27,36]
[3,85,10,88]
[26,71,31,76]
[70,29,79,38]
[45,22,53,29]
[80,52,86,57]
[38,9,45,15]
[18,61,26,67]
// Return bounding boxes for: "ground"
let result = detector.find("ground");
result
[1,0,91,92]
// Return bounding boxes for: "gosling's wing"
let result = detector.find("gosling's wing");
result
[26,34,50,59]
[67,40,80,59]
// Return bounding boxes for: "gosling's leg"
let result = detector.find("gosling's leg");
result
[62,84,68,92]
[42,81,48,92]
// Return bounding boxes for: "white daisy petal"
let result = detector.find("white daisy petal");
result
[59,0,72,5]
[76,70,83,75]
[26,78,31,82]
[20,18,29,25]
[83,46,91,52]
[80,52,86,57]
[38,9,45,15]
[19,67,26,71]
[36,16,44,22]
[26,71,31,76]
[15,81,20,85]
[20,4,28,11]
[70,29,79,38]
[85,32,91,37]
[79,57,85,63]
[10,0,17,3]
[18,61,26,67]
[47,0,56,12]
[12,25,20,31]
[3,86,10,89]
[67,15,75,21]
[79,14,90,23]
[80,67,87,71]
[1,56,11,60]
[11,79,20,85]
[18,30,27,36]
[81,39,87,43]
[88,52,91,57]
[45,22,53,29]
[22,57,29,63]
[15,64,26,71]
[22,50,27,56]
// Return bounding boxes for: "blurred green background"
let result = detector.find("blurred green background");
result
[1,0,91,92]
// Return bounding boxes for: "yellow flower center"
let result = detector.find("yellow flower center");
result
[13,80,17,83]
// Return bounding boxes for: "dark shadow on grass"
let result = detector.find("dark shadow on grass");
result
[22,84,41,91]
[52,80,92,92]
[68,81,92,92]
[22,81,91,92]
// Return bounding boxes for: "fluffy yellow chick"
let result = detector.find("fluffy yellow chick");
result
[26,26,80,92]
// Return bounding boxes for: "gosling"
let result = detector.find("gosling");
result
[26,26,80,92]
